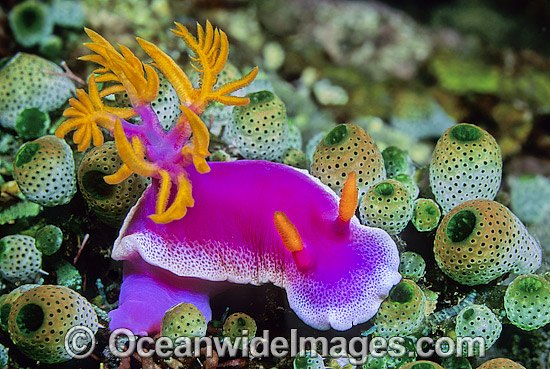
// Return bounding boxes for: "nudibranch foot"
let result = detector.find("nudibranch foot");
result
[109,257,224,335]
[112,161,401,332]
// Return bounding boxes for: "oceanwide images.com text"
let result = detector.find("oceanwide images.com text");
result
[66,327,487,363]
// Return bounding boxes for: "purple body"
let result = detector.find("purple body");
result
[110,160,400,334]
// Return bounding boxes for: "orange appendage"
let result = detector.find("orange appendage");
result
[55,75,135,151]
[338,172,359,223]
[81,28,160,107]
[58,21,258,224]
[112,121,159,178]
[149,174,194,224]
[138,21,258,115]
[179,105,211,174]
[274,212,304,253]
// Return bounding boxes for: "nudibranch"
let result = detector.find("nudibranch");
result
[55,21,400,334]
[111,161,400,333]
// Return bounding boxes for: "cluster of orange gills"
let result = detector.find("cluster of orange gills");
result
[55,21,258,223]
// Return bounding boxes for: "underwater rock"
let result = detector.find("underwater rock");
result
[312,78,349,106]
[501,66,550,114]
[262,41,285,72]
[353,116,434,166]
[255,0,303,37]
[431,0,513,47]
[491,102,533,158]
[429,50,501,95]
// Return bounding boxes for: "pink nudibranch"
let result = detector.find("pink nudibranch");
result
[109,160,401,334]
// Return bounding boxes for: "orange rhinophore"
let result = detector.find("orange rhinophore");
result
[338,171,358,223]
[273,211,304,253]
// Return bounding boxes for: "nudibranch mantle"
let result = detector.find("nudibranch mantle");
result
[110,160,401,333]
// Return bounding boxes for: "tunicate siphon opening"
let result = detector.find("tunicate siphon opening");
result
[15,142,40,167]
[450,124,482,142]
[462,307,475,321]
[15,107,50,139]
[517,276,543,294]
[389,281,414,304]
[16,303,44,334]
[382,146,406,164]
[374,182,395,197]
[324,124,349,146]
[447,210,476,243]
[20,7,42,31]
[82,170,115,200]
[248,90,274,104]
[422,203,437,216]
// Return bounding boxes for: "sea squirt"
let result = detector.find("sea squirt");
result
[109,160,401,334]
